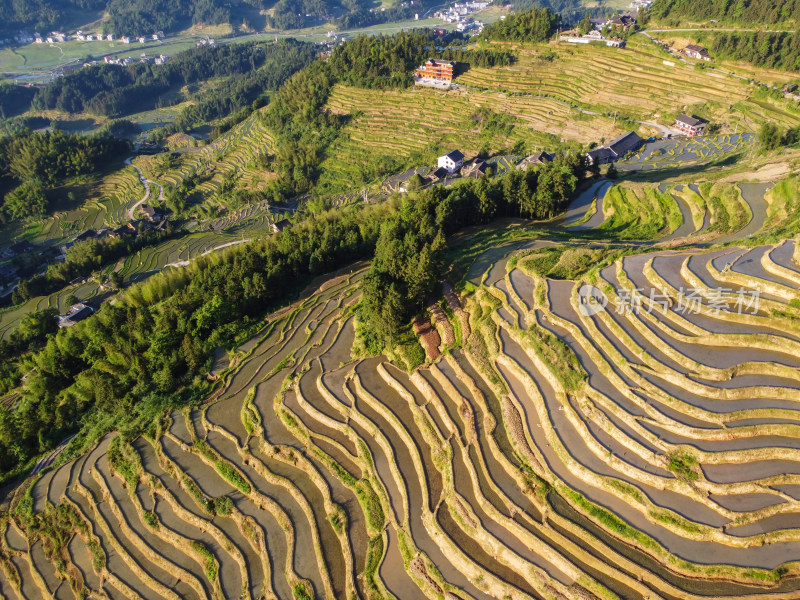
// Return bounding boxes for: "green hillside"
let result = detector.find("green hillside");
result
[650,0,800,26]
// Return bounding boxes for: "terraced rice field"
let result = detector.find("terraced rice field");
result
[134,112,276,207]
[456,37,800,129]
[621,135,755,171]
[117,231,255,284]
[320,84,621,191]
[7,167,800,598]
[0,281,101,340]
[564,179,771,245]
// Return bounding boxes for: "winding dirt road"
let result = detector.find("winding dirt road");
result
[125,157,165,221]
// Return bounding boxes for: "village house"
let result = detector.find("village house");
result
[121,36,131,44]
[438,150,465,173]
[272,219,291,233]
[113,222,139,236]
[2,240,34,259]
[561,30,626,47]
[587,131,644,165]
[517,152,552,170]
[107,34,114,41]
[428,167,450,182]
[414,59,455,84]
[140,205,162,222]
[606,14,636,30]
[58,303,94,328]
[673,114,706,137]
[683,44,711,61]
[462,158,488,178]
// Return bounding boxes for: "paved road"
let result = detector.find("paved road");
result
[125,157,165,221]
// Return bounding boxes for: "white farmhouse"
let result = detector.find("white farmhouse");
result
[438,150,465,173]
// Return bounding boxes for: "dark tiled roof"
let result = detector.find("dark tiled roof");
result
[587,148,612,162]
[675,114,703,127]
[463,159,487,177]
[443,149,464,162]
[607,131,643,157]
[685,44,708,54]
[430,167,450,180]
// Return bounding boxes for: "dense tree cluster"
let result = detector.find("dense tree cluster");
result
[269,0,334,29]
[267,0,416,30]
[327,31,515,89]
[758,122,800,153]
[650,0,799,25]
[261,61,342,196]
[338,4,415,30]
[0,0,103,38]
[0,84,37,119]
[161,40,317,134]
[0,129,129,220]
[361,155,582,340]
[30,40,314,118]
[482,7,560,43]
[0,309,58,396]
[701,31,800,71]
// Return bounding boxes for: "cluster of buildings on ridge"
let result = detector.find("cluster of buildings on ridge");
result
[433,1,489,34]
[585,112,705,165]
[34,30,165,45]
[404,149,553,188]
[84,53,169,68]
[422,110,706,184]
[560,13,637,48]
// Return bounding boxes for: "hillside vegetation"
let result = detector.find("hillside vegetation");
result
[698,31,800,72]
[650,0,800,25]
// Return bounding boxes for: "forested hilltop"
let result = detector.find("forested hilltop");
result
[31,39,318,118]
[650,0,799,25]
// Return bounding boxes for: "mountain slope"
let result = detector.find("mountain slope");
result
[650,0,800,26]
